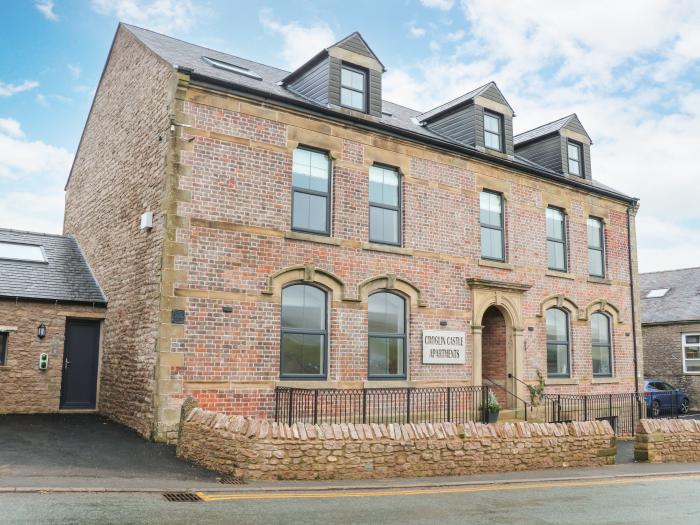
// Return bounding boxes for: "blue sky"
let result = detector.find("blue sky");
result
[1,0,699,272]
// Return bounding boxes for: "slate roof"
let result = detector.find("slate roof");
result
[121,24,633,203]
[415,82,514,123]
[514,114,592,146]
[0,229,106,305]
[639,267,700,324]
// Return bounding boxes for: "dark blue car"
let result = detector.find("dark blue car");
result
[643,379,690,417]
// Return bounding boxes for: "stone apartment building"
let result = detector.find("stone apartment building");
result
[58,23,642,443]
[641,267,700,408]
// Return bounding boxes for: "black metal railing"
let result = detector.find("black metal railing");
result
[482,375,531,421]
[542,392,682,435]
[274,386,489,426]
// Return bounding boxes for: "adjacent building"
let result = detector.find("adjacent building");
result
[0,229,106,413]
[641,267,700,408]
[31,23,644,443]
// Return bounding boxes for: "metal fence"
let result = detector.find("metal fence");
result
[542,392,681,435]
[274,386,489,426]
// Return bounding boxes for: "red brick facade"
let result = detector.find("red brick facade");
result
[64,27,643,442]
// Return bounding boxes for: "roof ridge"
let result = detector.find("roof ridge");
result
[514,113,574,138]
[122,22,292,75]
[416,81,495,121]
[640,266,700,275]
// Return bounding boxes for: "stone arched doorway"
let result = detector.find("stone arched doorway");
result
[467,278,531,410]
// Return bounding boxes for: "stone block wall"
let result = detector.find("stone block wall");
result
[642,323,700,409]
[0,300,106,413]
[177,403,616,481]
[635,418,700,463]
[63,26,177,438]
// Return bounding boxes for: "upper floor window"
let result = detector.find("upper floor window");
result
[546,307,570,378]
[341,65,366,112]
[368,292,407,379]
[0,332,7,366]
[546,207,567,272]
[280,284,327,379]
[587,217,605,278]
[567,140,583,176]
[369,165,401,245]
[480,191,504,261]
[591,312,612,377]
[682,334,700,374]
[483,111,503,152]
[292,147,331,235]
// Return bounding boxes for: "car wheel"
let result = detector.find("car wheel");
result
[651,400,661,418]
[680,398,690,414]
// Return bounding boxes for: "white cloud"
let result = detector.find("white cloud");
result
[0,121,72,233]
[36,94,48,107]
[446,30,465,42]
[0,127,73,181]
[90,0,199,33]
[259,9,336,70]
[0,192,65,234]
[0,118,24,139]
[419,0,454,10]
[68,64,82,79]
[35,0,59,21]
[0,80,39,97]
[382,0,700,272]
[409,24,426,38]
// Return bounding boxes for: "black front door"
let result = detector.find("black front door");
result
[60,319,101,409]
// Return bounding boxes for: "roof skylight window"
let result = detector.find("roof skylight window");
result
[0,242,46,263]
[645,288,670,298]
[202,57,262,80]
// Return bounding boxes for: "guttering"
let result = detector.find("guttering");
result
[0,295,107,308]
[186,73,638,206]
[627,206,640,394]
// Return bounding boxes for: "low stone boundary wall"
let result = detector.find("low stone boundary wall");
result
[176,403,615,481]
[635,419,700,463]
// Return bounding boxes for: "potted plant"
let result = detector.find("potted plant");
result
[482,391,501,423]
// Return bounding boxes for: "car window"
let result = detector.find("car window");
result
[662,383,676,391]
[647,382,660,390]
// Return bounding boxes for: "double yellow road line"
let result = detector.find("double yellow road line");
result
[196,473,700,502]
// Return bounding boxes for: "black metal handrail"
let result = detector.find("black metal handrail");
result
[542,392,681,435]
[482,375,530,421]
[274,386,490,426]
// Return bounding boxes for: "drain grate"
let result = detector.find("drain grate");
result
[218,474,246,485]
[163,492,203,502]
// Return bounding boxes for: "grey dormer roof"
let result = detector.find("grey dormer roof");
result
[416,82,514,123]
[515,114,592,146]
[639,267,700,324]
[282,31,386,85]
[120,24,634,204]
[0,229,106,305]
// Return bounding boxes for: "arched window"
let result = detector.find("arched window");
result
[591,312,612,377]
[368,292,407,379]
[281,284,327,379]
[546,307,570,378]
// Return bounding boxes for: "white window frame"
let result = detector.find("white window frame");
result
[682,333,700,374]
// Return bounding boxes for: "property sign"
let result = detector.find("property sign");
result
[422,330,466,364]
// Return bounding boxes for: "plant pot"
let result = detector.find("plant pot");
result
[488,410,500,423]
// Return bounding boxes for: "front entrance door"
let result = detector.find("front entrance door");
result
[60,319,101,409]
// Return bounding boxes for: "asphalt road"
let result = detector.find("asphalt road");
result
[3,474,700,525]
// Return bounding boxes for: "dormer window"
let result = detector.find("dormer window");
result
[484,111,503,152]
[567,140,583,176]
[340,65,366,112]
